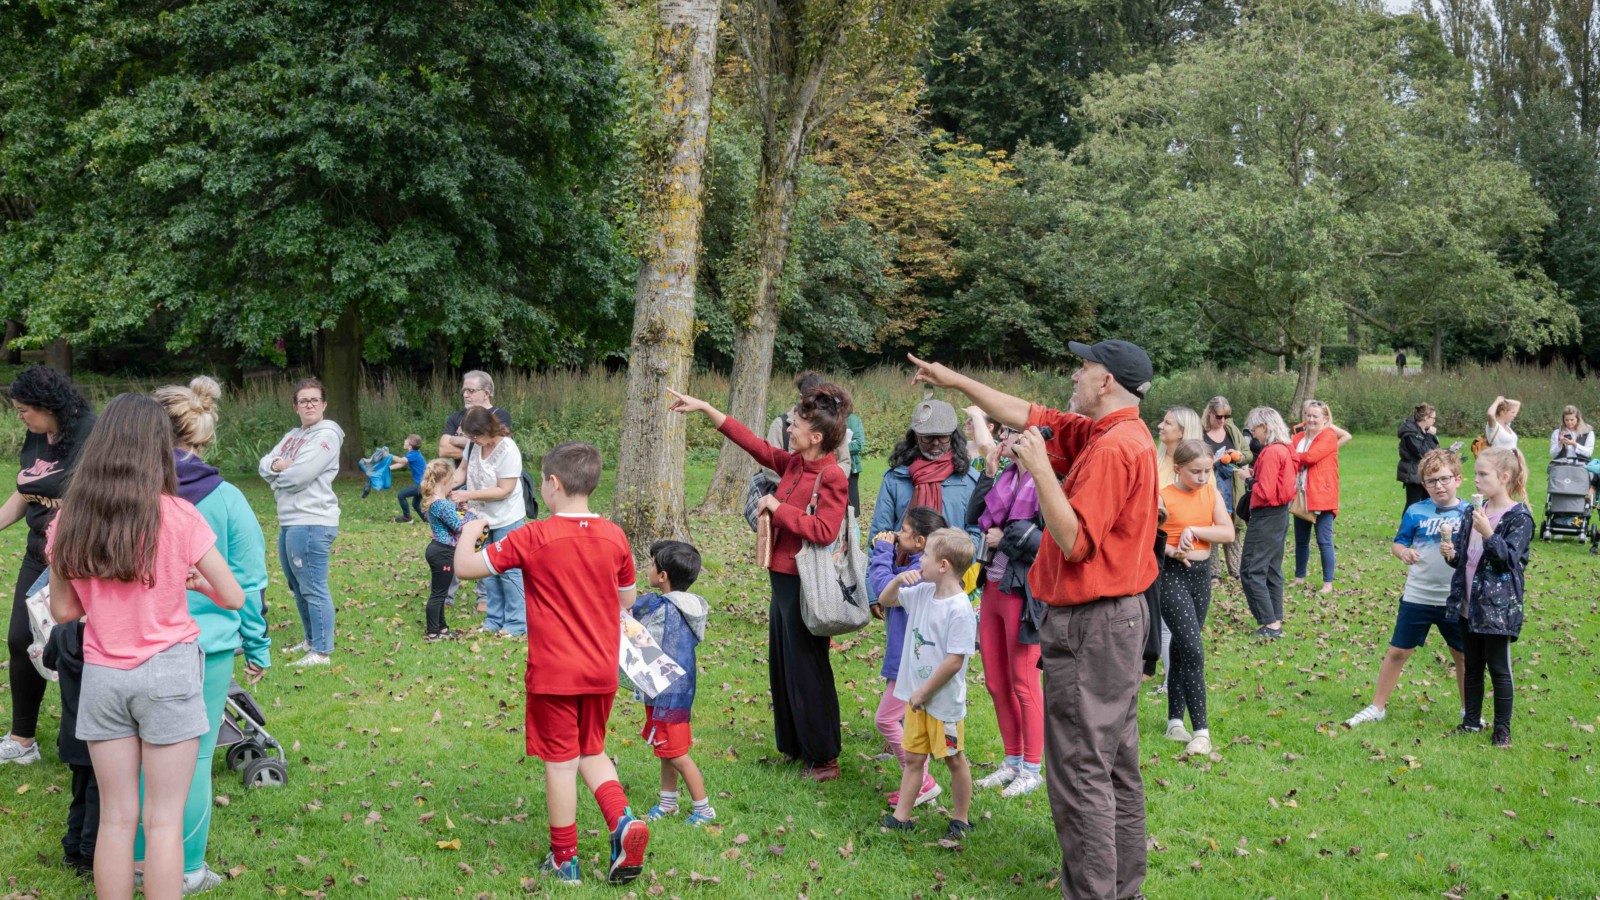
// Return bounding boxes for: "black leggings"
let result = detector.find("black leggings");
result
[7,553,49,739]
[425,541,455,635]
[1462,626,1514,731]
[768,570,841,765]
[1158,556,1211,731]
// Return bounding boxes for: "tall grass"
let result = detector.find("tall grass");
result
[0,362,1588,476]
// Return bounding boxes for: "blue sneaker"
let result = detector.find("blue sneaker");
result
[643,803,677,822]
[686,808,717,827]
[607,809,651,885]
[539,852,581,886]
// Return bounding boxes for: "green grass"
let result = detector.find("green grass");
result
[2,435,1599,898]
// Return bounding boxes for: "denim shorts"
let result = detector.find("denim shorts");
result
[77,641,208,745]
[1390,600,1464,653]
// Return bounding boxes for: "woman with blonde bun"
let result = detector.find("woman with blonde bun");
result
[142,376,270,893]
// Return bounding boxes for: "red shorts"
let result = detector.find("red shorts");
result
[640,706,693,759]
[525,692,615,762]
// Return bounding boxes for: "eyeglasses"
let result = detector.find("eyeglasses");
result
[1423,476,1459,487]
[295,398,324,407]
[916,434,952,444]
[462,387,486,396]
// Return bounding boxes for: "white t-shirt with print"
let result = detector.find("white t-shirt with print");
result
[891,582,977,723]
[467,437,524,529]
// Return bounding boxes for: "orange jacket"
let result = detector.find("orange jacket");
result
[1293,428,1340,514]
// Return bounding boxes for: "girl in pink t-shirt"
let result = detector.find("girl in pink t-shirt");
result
[47,394,244,900]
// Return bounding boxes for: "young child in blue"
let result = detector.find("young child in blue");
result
[393,434,427,523]
[1345,449,1469,729]
[421,459,475,640]
[1442,446,1533,748]
[634,541,715,825]
[869,505,947,809]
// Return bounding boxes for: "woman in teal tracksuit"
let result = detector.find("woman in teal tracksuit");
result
[138,377,271,893]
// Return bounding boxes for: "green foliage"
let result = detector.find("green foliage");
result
[0,0,629,365]
[1069,0,1578,373]
[1321,344,1361,369]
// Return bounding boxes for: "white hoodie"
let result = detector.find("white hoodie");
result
[259,419,345,527]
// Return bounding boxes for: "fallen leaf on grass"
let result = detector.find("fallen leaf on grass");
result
[437,838,461,850]
[689,871,720,884]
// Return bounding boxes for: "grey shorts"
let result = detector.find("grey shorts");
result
[77,641,208,745]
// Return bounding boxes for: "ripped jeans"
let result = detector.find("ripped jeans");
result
[279,525,338,654]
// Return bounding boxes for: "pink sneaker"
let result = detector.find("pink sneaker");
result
[886,775,942,808]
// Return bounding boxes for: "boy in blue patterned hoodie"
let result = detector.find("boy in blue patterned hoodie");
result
[634,541,714,825]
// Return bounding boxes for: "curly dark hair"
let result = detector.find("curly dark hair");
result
[8,365,93,459]
[887,426,971,472]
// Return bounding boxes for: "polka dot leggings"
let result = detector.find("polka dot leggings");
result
[1159,555,1212,731]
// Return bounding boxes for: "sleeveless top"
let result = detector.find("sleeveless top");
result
[1160,482,1221,551]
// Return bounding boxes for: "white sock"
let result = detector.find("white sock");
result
[658,790,678,811]
[1193,728,1210,738]
[1169,718,1185,730]
[692,798,713,816]
[1003,754,1023,769]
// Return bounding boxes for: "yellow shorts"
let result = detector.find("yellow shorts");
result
[902,708,964,759]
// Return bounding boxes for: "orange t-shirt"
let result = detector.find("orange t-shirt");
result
[1160,482,1221,552]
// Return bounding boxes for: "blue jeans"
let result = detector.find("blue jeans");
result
[279,525,338,653]
[397,485,423,519]
[1293,511,1336,584]
[481,521,526,635]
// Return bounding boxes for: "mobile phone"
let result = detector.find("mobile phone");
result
[1448,441,1463,454]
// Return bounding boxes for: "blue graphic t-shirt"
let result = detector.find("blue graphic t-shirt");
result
[1395,498,1468,607]
[406,449,427,486]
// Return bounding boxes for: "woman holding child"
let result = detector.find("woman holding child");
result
[669,382,854,782]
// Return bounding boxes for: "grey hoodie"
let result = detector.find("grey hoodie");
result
[259,418,345,527]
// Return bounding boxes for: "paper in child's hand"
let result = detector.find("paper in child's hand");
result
[619,611,687,699]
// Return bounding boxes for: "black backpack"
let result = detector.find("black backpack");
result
[520,470,540,520]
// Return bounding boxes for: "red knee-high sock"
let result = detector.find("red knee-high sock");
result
[549,823,578,864]
[594,780,629,831]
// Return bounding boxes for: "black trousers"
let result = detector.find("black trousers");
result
[1159,557,1212,731]
[1404,482,1428,514]
[768,570,841,765]
[64,763,100,862]
[1241,505,1289,626]
[7,553,49,739]
[1462,625,1514,731]
[425,541,455,635]
[847,473,861,519]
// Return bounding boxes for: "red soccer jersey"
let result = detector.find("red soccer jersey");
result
[482,514,637,695]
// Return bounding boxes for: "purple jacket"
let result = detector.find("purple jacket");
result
[868,539,922,681]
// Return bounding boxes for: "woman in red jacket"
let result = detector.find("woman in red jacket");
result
[1241,407,1296,638]
[1292,400,1350,595]
[668,383,853,782]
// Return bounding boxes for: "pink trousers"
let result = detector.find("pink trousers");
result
[979,582,1044,764]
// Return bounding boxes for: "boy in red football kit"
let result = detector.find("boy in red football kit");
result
[455,442,650,886]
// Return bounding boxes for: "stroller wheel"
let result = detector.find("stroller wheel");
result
[226,739,268,772]
[242,757,289,788]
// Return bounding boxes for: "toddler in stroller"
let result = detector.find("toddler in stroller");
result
[1538,457,1597,552]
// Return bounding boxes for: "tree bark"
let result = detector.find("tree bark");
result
[43,337,72,379]
[1289,341,1321,415]
[700,148,800,513]
[1431,322,1445,372]
[3,320,22,365]
[614,0,722,547]
[320,304,365,477]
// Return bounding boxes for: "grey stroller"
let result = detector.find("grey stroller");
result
[1539,458,1596,545]
[216,679,290,787]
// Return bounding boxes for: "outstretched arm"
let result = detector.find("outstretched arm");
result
[908,354,1032,430]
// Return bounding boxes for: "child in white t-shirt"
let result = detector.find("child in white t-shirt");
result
[876,527,977,844]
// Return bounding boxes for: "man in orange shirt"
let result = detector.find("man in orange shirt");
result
[911,340,1157,900]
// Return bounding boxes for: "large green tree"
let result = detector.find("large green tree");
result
[0,0,623,470]
[1073,0,1576,405]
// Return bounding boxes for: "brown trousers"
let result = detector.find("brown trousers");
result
[1041,595,1147,900]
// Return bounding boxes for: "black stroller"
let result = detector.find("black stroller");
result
[1539,458,1597,546]
[216,678,290,787]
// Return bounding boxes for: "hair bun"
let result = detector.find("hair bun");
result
[188,375,221,413]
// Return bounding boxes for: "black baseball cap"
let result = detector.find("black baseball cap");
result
[1068,340,1154,397]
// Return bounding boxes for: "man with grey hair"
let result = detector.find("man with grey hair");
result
[440,370,512,460]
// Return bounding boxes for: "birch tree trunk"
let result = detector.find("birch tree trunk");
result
[614,0,722,546]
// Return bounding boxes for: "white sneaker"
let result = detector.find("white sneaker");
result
[1345,704,1386,728]
[289,652,331,667]
[1001,769,1043,798]
[183,863,225,895]
[0,738,40,765]
[1164,722,1193,744]
[1184,734,1213,755]
[286,641,310,654]
[975,765,1019,790]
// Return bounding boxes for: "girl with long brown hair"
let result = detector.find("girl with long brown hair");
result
[47,394,245,900]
